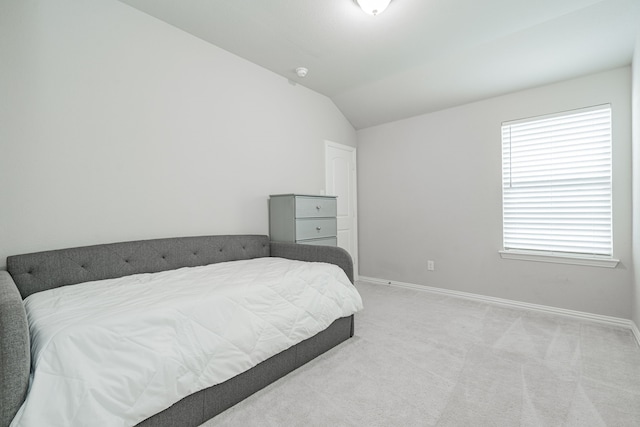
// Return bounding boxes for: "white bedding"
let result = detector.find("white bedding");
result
[10,257,363,427]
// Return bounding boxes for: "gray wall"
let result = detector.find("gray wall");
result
[632,36,640,326]
[357,67,633,319]
[0,0,356,269]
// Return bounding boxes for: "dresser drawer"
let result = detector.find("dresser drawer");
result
[295,218,337,240]
[297,237,337,246]
[295,197,337,218]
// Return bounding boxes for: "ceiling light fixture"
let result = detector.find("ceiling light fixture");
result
[355,0,392,16]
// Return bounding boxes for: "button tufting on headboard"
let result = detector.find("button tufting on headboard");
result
[7,235,271,299]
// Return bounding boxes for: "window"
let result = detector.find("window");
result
[500,105,617,267]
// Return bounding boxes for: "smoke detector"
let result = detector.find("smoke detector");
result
[295,67,308,78]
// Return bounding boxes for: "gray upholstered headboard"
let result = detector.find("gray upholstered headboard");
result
[7,235,270,299]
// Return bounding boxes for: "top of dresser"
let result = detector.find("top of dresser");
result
[269,194,336,199]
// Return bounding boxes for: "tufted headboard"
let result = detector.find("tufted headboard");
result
[7,235,271,299]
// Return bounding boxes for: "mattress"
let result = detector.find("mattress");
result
[10,257,363,427]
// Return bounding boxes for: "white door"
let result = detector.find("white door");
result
[325,141,358,280]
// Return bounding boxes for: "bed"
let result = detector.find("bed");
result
[0,235,362,427]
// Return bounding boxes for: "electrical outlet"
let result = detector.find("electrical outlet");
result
[427,260,435,271]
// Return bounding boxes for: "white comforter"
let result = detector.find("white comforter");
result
[11,257,363,427]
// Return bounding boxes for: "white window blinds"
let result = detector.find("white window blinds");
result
[501,105,612,257]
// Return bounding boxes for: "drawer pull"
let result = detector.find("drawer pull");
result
[316,205,321,210]
[316,227,322,231]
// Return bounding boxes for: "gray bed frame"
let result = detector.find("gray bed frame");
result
[0,235,355,427]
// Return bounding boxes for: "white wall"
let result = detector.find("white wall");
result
[0,0,356,269]
[358,67,633,319]
[632,36,640,326]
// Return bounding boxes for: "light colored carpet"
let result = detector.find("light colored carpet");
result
[203,281,640,426]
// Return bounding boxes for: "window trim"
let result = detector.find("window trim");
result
[499,249,619,268]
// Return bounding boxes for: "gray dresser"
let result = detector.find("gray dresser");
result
[269,194,337,246]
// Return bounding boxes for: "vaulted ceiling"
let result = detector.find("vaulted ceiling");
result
[118,0,640,129]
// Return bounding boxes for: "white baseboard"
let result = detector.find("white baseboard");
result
[632,322,640,347]
[358,276,640,348]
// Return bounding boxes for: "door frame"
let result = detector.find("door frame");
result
[324,141,359,280]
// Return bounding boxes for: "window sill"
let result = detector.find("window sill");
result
[499,250,619,268]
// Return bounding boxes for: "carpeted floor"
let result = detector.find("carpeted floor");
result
[204,281,640,426]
